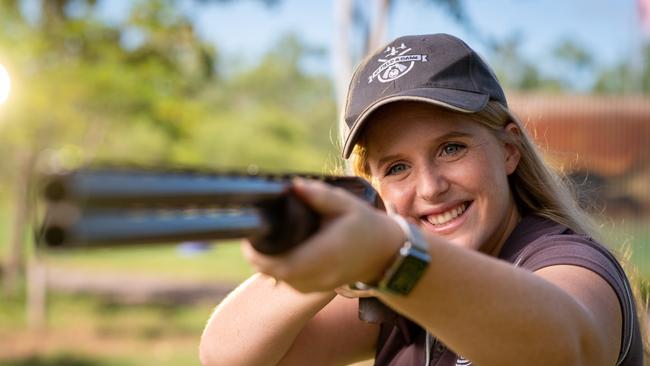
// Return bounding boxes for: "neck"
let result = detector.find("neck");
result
[485,202,521,257]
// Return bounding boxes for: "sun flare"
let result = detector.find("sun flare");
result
[0,64,11,104]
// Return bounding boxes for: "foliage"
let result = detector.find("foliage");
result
[0,0,337,310]
[0,0,338,188]
[593,43,650,94]
[171,34,339,172]
[487,33,650,94]
[489,34,575,92]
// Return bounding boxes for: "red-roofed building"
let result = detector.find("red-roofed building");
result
[509,94,650,216]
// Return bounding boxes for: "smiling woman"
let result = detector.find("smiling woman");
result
[0,63,11,104]
[199,33,645,366]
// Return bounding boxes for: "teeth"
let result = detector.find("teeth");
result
[426,202,467,226]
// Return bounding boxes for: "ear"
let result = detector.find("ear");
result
[503,123,522,175]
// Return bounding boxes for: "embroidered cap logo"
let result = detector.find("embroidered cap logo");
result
[368,42,428,84]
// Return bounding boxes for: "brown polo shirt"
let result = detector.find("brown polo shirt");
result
[373,215,643,366]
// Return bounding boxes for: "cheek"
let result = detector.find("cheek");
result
[377,181,414,215]
[447,151,512,221]
[461,148,510,190]
[445,155,494,192]
[462,153,513,227]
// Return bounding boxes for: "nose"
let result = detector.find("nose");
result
[415,165,450,202]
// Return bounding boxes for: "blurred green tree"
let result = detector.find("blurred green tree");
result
[488,34,564,92]
[0,0,337,303]
[594,43,650,95]
[0,0,220,300]
[487,34,650,95]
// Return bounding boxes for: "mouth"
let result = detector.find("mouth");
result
[421,201,472,228]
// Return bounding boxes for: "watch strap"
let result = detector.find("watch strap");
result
[352,214,430,295]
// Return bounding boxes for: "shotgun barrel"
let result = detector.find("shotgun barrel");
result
[39,167,382,255]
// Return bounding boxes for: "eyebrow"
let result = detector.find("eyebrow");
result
[375,131,473,168]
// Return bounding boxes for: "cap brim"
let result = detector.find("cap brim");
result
[342,88,490,159]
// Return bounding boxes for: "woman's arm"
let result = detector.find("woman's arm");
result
[245,180,623,366]
[199,273,379,366]
[376,235,622,366]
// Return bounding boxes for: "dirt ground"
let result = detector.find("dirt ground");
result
[0,327,200,360]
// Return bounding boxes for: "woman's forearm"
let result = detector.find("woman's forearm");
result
[199,273,336,366]
[377,237,604,366]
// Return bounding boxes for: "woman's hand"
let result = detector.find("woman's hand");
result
[242,178,405,293]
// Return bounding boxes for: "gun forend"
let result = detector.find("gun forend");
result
[38,167,382,255]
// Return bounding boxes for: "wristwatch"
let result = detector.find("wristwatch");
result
[354,214,431,295]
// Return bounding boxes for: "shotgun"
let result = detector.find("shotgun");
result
[40,166,383,254]
[38,166,392,322]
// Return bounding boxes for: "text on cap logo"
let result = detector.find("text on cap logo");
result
[368,43,428,84]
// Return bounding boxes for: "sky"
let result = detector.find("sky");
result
[94,0,646,82]
[178,0,645,74]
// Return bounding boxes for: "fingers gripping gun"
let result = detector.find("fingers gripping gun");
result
[39,167,390,322]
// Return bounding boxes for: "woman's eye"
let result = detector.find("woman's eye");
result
[440,143,465,157]
[386,163,408,176]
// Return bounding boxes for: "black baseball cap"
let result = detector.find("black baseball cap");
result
[342,33,508,159]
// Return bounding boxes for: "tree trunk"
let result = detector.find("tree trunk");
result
[1,148,47,329]
[27,254,47,330]
[333,0,354,172]
[367,0,391,54]
[333,0,354,126]
[3,149,36,296]
[333,0,391,173]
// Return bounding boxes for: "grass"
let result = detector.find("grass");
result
[600,218,650,278]
[41,241,254,283]
[598,218,650,301]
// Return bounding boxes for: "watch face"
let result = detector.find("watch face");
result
[385,250,429,295]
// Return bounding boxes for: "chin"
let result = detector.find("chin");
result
[422,228,480,251]
[448,233,482,251]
